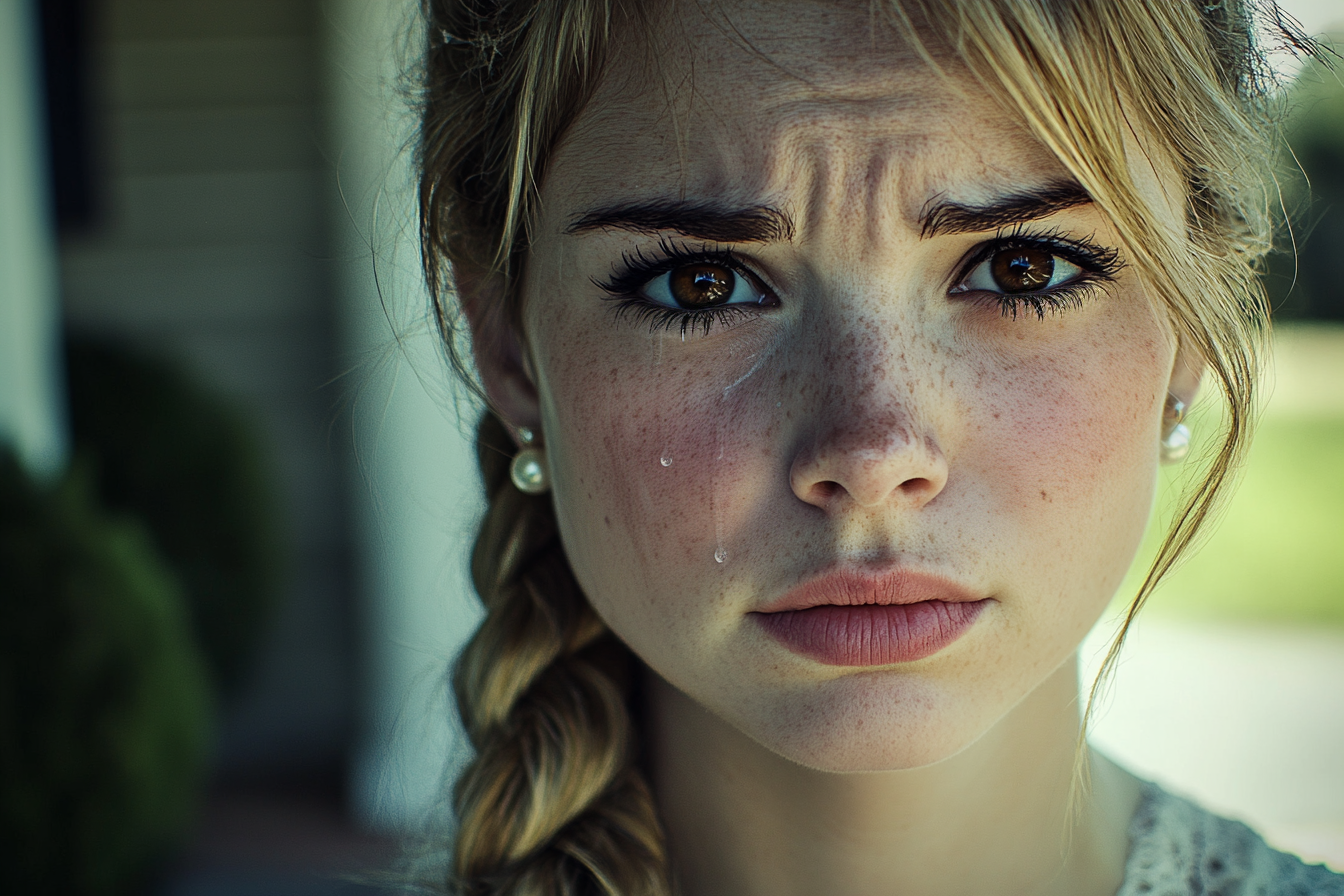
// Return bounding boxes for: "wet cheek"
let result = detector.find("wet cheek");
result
[538,339,780,621]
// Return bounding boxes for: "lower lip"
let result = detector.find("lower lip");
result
[755,600,989,666]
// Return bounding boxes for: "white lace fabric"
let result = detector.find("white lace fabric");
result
[1117,783,1344,895]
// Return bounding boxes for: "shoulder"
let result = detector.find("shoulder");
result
[1117,782,1344,896]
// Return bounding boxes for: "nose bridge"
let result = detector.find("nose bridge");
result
[816,315,929,457]
[789,309,947,512]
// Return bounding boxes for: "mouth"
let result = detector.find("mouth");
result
[751,568,991,666]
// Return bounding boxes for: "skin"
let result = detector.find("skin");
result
[466,2,1202,894]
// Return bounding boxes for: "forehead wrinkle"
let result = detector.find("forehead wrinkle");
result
[863,148,900,254]
[757,104,975,252]
[775,136,930,253]
[539,7,1074,252]
[547,0,948,193]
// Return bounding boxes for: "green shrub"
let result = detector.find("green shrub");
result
[1124,413,1344,626]
[0,449,211,895]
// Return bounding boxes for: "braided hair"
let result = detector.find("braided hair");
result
[448,414,668,895]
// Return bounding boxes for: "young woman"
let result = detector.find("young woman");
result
[414,1,1344,893]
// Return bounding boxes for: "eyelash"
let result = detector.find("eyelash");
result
[593,238,770,339]
[951,226,1124,321]
[594,229,1125,336]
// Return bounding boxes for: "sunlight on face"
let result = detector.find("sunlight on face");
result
[518,0,1177,771]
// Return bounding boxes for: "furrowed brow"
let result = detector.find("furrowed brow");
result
[565,200,795,243]
[920,181,1093,239]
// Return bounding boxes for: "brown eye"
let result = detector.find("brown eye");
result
[990,247,1055,293]
[669,263,736,308]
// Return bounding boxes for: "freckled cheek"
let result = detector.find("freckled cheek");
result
[539,345,780,596]
[968,330,1168,564]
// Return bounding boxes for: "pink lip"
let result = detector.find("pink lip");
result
[752,569,990,666]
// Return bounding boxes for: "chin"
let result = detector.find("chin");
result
[735,674,1002,774]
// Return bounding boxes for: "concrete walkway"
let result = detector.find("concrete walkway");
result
[1081,618,1344,871]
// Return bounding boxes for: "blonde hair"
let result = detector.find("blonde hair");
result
[417,1,1306,893]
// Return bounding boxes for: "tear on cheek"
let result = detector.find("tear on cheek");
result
[556,331,788,570]
[635,398,786,566]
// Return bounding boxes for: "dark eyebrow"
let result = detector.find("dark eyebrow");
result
[920,181,1093,239]
[565,200,795,243]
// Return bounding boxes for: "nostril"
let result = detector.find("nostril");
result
[899,477,942,506]
[809,481,843,505]
[789,424,949,512]
[902,477,936,495]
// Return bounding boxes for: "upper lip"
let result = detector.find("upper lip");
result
[754,567,987,614]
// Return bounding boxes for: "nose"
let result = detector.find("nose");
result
[787,335,949,514]
[789,416,948,512]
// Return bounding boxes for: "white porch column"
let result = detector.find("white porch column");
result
[0,0,67,477]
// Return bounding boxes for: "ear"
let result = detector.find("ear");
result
[454,263,541,445]
[1167,335,1204,409]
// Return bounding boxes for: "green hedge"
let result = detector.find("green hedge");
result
[0,450,211,895]
[1124,415,1344,626]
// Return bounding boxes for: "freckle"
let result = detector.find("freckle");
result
[993,412,1000,420]
[1040,490,1051,502]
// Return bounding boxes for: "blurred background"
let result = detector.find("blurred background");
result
[2,1,479,892]
[0,0,1340,893]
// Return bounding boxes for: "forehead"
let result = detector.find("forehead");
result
[542,0,1075,227]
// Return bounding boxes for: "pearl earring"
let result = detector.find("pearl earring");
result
[1160,395,1191,464]
[510,427,550,494]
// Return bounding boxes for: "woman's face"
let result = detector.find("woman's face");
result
[497,1,1184,771]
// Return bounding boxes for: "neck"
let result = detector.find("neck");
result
[645,658,1142,896]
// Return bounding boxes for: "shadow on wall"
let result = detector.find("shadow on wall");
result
[64,336,284,697]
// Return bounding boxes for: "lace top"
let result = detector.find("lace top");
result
[1118,783,1344,895]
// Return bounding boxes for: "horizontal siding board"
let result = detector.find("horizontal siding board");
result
[109,106,322,175]
[106,38,319,109]
[104,0,315,42]
[61,244,325,325]
[254,409,349,549]
[166,322,341,403]
[99,170,327,249]
[247,402,349,550]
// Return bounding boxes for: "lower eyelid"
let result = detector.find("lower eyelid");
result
[991,281,1106,319]
[610,298,760,338]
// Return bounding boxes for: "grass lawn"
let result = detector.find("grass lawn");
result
[1120,326,1344,626]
